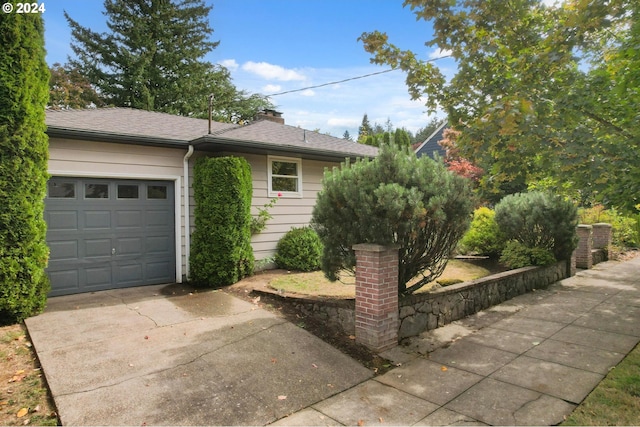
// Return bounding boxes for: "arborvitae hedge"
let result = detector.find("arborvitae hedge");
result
[0,10,51,324]
[190,156,254,286]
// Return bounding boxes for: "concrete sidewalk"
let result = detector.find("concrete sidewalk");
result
[273,257,640,426]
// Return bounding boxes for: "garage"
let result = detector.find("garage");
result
[45,177,176,296]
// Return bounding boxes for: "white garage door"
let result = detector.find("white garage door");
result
[44,177,176,296]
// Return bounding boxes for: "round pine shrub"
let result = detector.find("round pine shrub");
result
[275,227,323,272]
[494,191,578,261]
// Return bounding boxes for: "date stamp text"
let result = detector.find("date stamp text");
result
[3,2,46,14]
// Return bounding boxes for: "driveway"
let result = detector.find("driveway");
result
[25,284,372,425]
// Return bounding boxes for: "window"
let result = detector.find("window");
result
[268,156,302,197]
[147,185,168,199]
[117,185,139,199]
[85,183,109,199]
[48,181,75,198]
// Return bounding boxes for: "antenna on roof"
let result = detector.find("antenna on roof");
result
[208,94,214,134]
[304,129,308,143]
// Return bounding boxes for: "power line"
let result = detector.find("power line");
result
[268,68,397,97]
[267,54,452,97]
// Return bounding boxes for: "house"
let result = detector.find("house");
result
[45,108,377,296]
[414,121,448,160]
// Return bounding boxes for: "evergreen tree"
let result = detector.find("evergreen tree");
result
[66,0,272,120]
[357,113,373,142]
[394,128,411,147]
[0,8,50,323]
[342,130,353,141]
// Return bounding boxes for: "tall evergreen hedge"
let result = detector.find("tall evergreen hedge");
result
[190,156,254,286]
[0,9,51,324]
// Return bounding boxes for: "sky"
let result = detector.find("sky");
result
[43,0,455,138]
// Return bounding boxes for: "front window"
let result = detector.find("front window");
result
[268,156,302,197]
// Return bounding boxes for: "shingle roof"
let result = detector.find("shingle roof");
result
[205,119,378,158]
[46,107,236,143]
[45,108,377,159]
[415,121,448,159]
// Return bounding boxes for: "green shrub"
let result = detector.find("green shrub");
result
[495,192,578,261]
[499,241,556,269]
[312,143,474,295]
[458,207,503,256]
[578,204,638,247]
[275,227,323,272]
[190,156,254,287]
[0,12,51,324]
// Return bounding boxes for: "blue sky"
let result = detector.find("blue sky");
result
[43,1,454,138]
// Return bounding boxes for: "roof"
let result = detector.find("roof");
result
[415,121,448,159]
[46,107,377,160]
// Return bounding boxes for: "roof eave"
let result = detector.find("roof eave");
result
[192,135,377,162]
[46,126,190,149]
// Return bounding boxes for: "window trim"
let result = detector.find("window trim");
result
[267,155,303,198]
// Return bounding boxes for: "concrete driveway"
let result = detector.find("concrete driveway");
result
[25,284,372,426]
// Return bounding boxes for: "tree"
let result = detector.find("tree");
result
[0,7,50,323]
[438,128,483,185]
[357,113,373,142]
[311,144,474,295]
[360,0,639,211]
[343,130,353,141]
[413,117,445,144]
[48,62,105,110]
[66,0,273,121]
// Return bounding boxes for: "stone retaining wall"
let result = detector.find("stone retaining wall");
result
[267,259,569,340]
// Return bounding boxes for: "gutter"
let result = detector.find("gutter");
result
[183,145,195,280]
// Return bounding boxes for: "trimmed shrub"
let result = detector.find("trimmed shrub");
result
[275,227,323,272]
[190,156,254,287]
[458,207,502,256]
[312,143,474,295]
[500,241,556,269]
[494,192,578,261]
[0,11,51,324]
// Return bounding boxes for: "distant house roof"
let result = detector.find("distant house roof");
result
[46,107,377,161]
[414,121,448,160]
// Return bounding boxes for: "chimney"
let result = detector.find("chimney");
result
[256,109,285,125]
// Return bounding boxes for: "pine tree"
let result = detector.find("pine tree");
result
[342,130,352,141]
[357,113,373,142]
[66,0,272,119]
[0,8,51,323]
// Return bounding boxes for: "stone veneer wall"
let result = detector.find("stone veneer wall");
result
[284,259,569,339]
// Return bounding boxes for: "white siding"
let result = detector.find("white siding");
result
[48,138,188,280]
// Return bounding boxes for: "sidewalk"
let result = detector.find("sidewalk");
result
[272,257,640,426]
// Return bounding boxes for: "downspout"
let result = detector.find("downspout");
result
[183,145,195,280]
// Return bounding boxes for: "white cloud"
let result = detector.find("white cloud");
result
[300,89,315,97]
[219,59,239,71]
[262,84,282,93]
[327,117,360,127]
[429,48,453,60]
[242,61,306,81]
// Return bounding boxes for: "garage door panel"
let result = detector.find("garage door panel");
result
[84,211,111,229]
[47,211,78,231]
[49,240,79,260]
[84,239,113,257]
[115,210,143,228]
[45,178,176,296]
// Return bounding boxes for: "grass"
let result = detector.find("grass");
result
[0,324,58,426]
[562,343,640,426]
[268,259,492,297]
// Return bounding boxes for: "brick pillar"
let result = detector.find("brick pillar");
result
[352,244,399,352]
[575,225,593,269]
[592,223,613,261]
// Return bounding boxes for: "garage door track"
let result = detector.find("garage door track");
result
[25,284,372,425]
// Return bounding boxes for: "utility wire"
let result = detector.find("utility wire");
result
[268,68,397,97]
[267,54,452,97]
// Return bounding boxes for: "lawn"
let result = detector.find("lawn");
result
[562,343,640,426]
[268,259,493,297]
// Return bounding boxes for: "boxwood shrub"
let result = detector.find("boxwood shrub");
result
[275,227,323,272]
[190,156,254,287]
